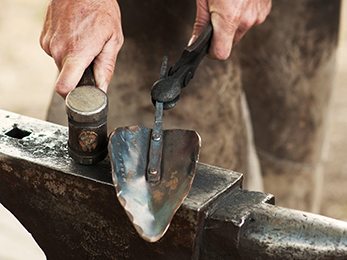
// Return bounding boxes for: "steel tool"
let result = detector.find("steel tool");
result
[109,24,213,242]
[66,66,108,165]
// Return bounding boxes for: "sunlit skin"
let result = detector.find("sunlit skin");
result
[40,0,271,97]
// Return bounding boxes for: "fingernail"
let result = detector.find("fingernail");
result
[99,81,108,93]
[188,35,197,46]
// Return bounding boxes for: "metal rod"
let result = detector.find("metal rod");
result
[146,56,168,184]
[147,101,164,184]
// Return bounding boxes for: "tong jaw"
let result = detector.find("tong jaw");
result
[151,24,213,110]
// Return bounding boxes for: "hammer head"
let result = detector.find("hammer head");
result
[66,86,108,165]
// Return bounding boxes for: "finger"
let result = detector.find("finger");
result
[93,34,124,92]
[39,5,53,56]
[233,3,257,44]
[234,28,248,44]
[256,0,272,24]
[55,56,93,97]
[233,18,254,44]
[209,11,238,60]
[189,0,209,46]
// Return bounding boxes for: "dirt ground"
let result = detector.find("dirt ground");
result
[0,0,346,259]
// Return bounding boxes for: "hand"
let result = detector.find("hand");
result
[40,0,123,97]
[190,0,271,60]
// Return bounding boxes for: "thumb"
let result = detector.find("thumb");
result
[189,0,210,46]
[93,35,124,92]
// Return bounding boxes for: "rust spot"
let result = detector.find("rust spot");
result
[165,175,179,191]
[79,131,98,152]
[126,170,135,179]
[152,190,164,202]
[127,125,141,132]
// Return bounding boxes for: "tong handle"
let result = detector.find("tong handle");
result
[151,23,213,109]
[170,23,213,83]
[77,65,96,87]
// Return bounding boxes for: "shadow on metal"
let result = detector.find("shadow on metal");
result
[0,109,346,259]
[109,126,200,242]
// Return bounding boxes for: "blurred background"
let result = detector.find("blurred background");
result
[0,0,346,259]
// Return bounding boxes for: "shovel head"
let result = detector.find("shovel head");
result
[109,125,200,242]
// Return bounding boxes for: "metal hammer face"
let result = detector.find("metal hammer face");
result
[65,72,108,165]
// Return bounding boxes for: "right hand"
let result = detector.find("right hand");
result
[190,0,271,60]
[40,0,124,97]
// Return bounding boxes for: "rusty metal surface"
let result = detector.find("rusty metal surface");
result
[109,125,200,242]
[0,109,241,259]
[1,109,347,259]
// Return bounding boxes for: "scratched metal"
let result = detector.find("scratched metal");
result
[109,125,200,242]
[202,189,347,259]
[1,109,347,259]
[0,109,241,259]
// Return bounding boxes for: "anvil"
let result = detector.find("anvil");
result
[0,109,346,259]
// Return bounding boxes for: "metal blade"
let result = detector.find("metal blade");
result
[109,126,200,242]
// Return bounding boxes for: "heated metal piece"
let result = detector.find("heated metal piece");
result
[1,110,347,259]
[65,66,108,165]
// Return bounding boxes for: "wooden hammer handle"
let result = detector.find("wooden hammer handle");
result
[77,65,96,87]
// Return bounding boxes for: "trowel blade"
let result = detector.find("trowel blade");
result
[109,125,200,242]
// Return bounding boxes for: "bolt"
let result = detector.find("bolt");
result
[148,168,158,176]
[152,133,161,141]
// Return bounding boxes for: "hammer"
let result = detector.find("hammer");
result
[65,66,108,165]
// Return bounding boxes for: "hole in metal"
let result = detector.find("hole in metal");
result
[5,125,31,139]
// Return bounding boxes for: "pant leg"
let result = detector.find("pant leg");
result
[239,0,341,210]
[46,0,248,172]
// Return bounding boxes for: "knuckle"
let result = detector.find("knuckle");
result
[194,17,210,29]
[212,12,238,34]
[49,38,64,61]
[255,16,265,25]
[49,38,87,66]
[114,34,124,48]
[111,29,124,49]
[39,35,51,56]
[255,12,269,25]
[223,14,239,31]
[256,1,272,24]
[212,47,230,61]
[240,18,255,30]
[105,61,116,74]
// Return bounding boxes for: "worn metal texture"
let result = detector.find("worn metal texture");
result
[1,110,347,259]
[239,204,347,259]
[203,189,347,259]
[109,125,200,242]
[66,80,109,165]
[0,109,241,259]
